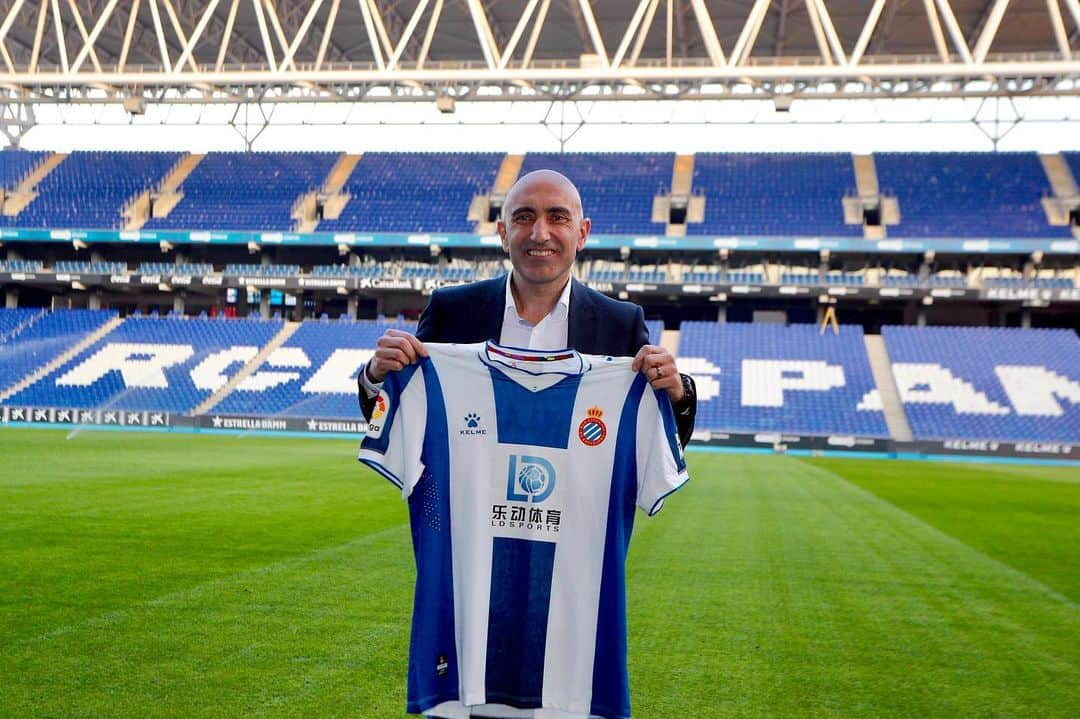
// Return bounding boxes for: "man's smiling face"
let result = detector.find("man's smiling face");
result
[498,170,590,290]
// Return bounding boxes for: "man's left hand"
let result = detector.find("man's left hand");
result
[631,345,685,403]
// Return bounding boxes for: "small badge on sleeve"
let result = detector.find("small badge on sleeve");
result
[366,391,390,438]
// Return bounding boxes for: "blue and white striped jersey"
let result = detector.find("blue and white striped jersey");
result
[358,341,689,719]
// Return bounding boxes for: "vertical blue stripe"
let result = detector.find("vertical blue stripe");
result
[591,373,647,719]
[405,360,460,715]
[489,367,581,449]
[485,537,556,707]
[360,362,421,456]
[654,388,686,473]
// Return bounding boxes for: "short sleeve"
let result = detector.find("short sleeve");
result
[357,362,428,499]
[635,386,689,515]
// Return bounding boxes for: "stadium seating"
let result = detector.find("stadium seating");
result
[144,152,337,231]
[983,276,1074,289]
[317,152,501,233]
[0,307,44,343]
[0,309,118,393]
[213,318,413,419]
[690,153,860,237]
[0,148,48,188]
[225,264,301,277]
[874,152,1069,238]
[138,262,215,276]
[882,326,1080,442]
[0,259,44,273]
[310,264,384,278]
[6,315,282,413]
[3,151,181,230]
[517,153,672,235]
[53,261,128,274]
[677,322,889,437]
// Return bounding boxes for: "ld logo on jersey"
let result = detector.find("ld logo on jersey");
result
[506,455,556,503]
[578,407,607,446]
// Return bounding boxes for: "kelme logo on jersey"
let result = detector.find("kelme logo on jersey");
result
[460,412,487,436]
[578,407,607,446]
[506,455,556,503]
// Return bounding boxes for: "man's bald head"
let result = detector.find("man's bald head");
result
[502,169,584,220]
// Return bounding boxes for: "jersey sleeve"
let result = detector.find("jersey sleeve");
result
[635,385,689,515]
[357,362,428,499]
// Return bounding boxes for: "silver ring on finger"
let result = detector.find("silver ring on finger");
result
[654,366,663,379]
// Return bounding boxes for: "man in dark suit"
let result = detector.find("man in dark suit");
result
[358,169,695,444]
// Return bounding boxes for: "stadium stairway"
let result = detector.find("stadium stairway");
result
[864,335,913,441]
[0,314,122,400]
[474,154,524,235]
[145,154,207,226]
[315,153,362,226]
[192,321,301,415]
[2,153,66,217]
[1039,154,1080,238]
[664,155,702,238]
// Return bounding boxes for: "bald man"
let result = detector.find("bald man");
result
[358,169,696,445]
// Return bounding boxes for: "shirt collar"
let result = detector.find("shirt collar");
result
[503,272,572,321]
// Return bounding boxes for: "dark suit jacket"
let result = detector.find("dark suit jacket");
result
[359,275,696,445]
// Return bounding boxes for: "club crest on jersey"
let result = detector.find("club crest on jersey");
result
[578,407,607,446]
[506,455,556,503]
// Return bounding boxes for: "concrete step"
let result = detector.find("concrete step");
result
[160,153,205,193]
[1040,153,1079,198]
[864,334,913,442]
[852,154,879,196]
[0,315,123,400]
[193,321,301,415]
[671,154,694,195]
[3,152,67,216]
[324,153,361,194]
[492,154,525,194]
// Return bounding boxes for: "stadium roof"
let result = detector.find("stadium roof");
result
[0,0,1077,106]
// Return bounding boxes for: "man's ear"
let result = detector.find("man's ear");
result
[577,217,591,251]
[497,220,509,253]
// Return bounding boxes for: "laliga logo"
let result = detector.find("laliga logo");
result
[506,455,556,503]
[578,406,607,446]
[372,394,387,420]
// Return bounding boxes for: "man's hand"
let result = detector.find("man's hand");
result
[631,345,685,403]
[366,329,428,383]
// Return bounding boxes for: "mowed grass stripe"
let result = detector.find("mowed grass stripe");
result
[2,430,1078,718]
[803,456,1080,602]
[0,430,398,642]
[627,454,1078,718]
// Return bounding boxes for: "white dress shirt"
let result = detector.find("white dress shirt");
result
[361,273,572,397]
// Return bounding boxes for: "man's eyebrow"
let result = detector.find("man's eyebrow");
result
[509,204,574,216]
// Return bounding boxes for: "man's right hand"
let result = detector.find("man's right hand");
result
[366,329,428,383]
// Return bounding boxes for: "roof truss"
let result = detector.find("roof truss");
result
[0,0,1075,104]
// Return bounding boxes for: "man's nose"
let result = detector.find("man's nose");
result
[531,216,553,240]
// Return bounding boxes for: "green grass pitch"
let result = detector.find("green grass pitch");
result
[1,429,1077,718]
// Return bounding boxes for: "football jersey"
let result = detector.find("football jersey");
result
[358,341,689,719]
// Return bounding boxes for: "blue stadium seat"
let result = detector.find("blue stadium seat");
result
[874,152,1069,239]
[2,151,181,230]
[143,152,338,231]
[882,326,1080,442]
[677,322,889,437]
[689,153,860,237]
[6,315,283,413]
[214,318,415,419]
[318,152,501,233]
[0,309,119,393]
